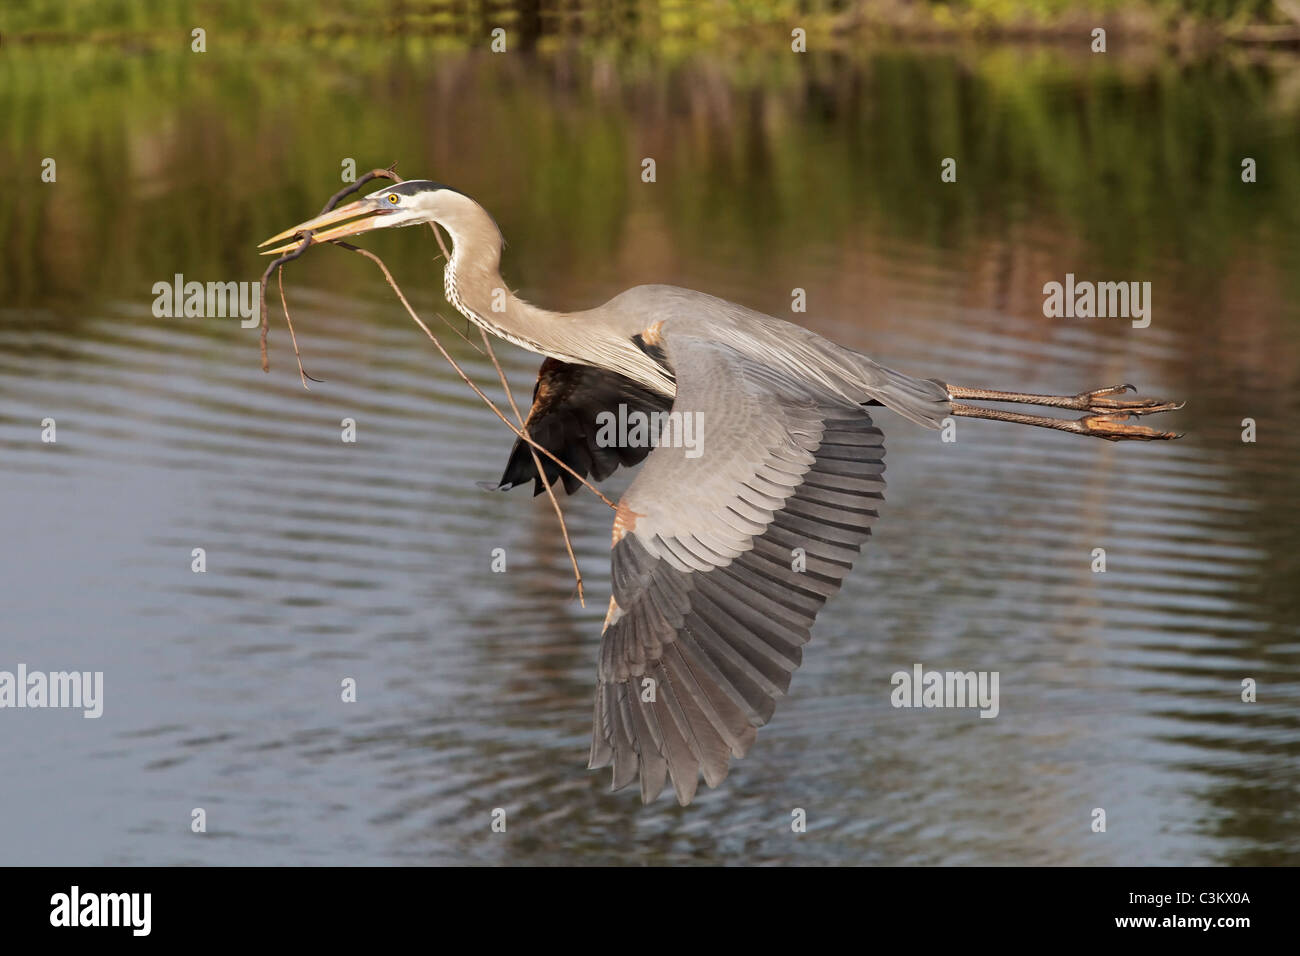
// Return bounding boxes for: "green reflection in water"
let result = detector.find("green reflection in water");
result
[3,42,1299,310]
[2,28,1298,864]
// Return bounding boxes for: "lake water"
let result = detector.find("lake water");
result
[1,37,1298,865]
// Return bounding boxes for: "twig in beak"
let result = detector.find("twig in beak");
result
[475,326,588,606]
[277,268,322,388]
[259,172,615,606]
[431,214,588,602]
[334,241,617,510]
[259,165,486,377]
[259,166,404,374]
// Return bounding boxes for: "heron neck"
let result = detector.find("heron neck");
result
[441,229,562,357]
[438,215,676,397]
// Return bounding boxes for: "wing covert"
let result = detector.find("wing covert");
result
[589,337,886,804]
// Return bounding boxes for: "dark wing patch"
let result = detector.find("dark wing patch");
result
[631,331,671,374]
[589,404,884,805]
[491,358,674,496]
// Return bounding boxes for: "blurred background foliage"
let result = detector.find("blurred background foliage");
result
[2,0,1298,43]
[3,8,1299,316]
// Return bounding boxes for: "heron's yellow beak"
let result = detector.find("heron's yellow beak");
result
[258,197,394,256]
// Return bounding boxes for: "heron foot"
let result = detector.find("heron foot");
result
[1078,412,1183,442]
[1077,384,1185,417]
[946,382,1186,440]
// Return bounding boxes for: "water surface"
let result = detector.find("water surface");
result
[1,39,1298,865]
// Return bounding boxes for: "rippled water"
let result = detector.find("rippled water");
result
[2,41,1299,865]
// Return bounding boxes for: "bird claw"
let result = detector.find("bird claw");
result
[1076,384,1184,416]
[1080,412,1182,442]
[1083,383,1136,398]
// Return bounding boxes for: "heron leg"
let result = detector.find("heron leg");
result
[948,401,1182,441]
[944,382,1183,416]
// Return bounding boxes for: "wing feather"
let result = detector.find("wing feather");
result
[589,337,885,804]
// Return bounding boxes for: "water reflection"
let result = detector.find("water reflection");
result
[0,40,1297,865]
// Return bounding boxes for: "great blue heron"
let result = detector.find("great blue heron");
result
[261,180,1183,806]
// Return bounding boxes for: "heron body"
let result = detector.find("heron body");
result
[261,180,1183,805]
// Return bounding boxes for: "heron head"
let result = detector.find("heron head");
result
[259,180,487,256]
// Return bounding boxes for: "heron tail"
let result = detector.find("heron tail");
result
[855,358,951,429]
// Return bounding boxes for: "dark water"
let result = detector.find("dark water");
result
[2,39,1299,865]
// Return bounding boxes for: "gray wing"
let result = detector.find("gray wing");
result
[588,334,886,804]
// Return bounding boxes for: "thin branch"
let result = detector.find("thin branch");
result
[319,165,401,212]
[424,220,613,508]
[429,221,453,262]
[477,326,587,606]
[260,167,403,372]
[258,175,620,606]
[260,165,484,372]
[336,241,618,510]
[443,216,587,601]
[277,267,322,388]
[259,234,314,373]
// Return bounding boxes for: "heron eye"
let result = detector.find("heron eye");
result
[387,194,399,204]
